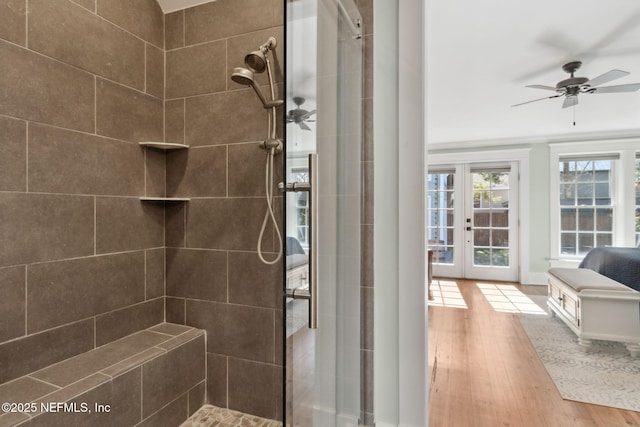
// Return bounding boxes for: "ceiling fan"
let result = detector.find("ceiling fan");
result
[512,61,640,109]
[287,96,316,130]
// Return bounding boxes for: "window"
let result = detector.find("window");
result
[427,171,455,264]
[292,168,309,249]
[636,156,640,246]
[559,157,615,256]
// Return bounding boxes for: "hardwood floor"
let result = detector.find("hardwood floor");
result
[428,278,640,427]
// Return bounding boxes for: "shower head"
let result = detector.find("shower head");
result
[231,67,283,109]
[244,37,277,74]
[245,50,267,73]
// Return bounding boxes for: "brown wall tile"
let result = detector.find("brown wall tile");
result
[227,27,284,88]
[361,287,373,351]
[166,146,227,198]
[184,0,283,46]
[139,393,189,427]
[186,198,274,252]
[0,319,94,384]
[29,0,145,90]
[228,251,281,309]
[97,0,164,48]
[166,248,227,302]
[185,88,268,147]
[27,252,145,333]
[142,334,205,417]
[0,40,94,132]
[166,297,186,325]
[146,43,165,98]
[0,193,94,267]
[0,266,25,343]
[228,357,281,420]
[166,40,227,99]
[165,10,184,50]
[145,148,167,198]
[28,123,145,196]
[0,0,25,46]
[0,115,26,191]
[358,0,373,35]
[146,248,165,300]
[228,142,283,197]
[364,34,373,99]
[165,203,186,247]
[186,300,274,363]
[188,381,206,416]
[70,0,95,11]
[362,161,374,225]
[363,98,373,161]
[31,367,142,427]
[96,78,163,143]
[0,376,57,405]
[95,298,164,347]
[361,224,374,288]
[206,353,227,408]
[95,197,164,254]
[165,99,185,144]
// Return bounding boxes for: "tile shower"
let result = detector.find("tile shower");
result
[0,0,374,425]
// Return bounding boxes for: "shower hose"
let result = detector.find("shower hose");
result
[257,58,283,265]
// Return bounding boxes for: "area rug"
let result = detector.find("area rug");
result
[520,312,640,412]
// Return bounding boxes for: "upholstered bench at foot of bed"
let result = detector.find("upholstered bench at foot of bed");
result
[547,267,640,357]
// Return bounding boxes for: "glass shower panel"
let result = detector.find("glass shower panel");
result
[284,0,362,425]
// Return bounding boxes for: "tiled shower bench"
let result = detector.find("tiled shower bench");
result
[0,323,205,427]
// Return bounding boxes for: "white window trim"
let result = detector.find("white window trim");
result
[549,139,640,266]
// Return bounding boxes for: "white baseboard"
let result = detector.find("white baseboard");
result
[521,271,547,285]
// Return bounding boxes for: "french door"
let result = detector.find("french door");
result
[428,163,519,282]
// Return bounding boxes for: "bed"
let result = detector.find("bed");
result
[579,247,640,292]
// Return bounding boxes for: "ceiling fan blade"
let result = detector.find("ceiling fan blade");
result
[526,85,558,91]
[299,122,312,131]
[300,109,317,120]
[591,83,640,93]
[562,96,578,109]
[588,69,629,87]
[511,94,561,107]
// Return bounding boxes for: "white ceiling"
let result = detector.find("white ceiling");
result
[427,0,640,146]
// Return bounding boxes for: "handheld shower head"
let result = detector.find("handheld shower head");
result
[231,67,283,109]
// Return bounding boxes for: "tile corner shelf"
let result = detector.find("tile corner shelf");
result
[139,142,189,150]
[140,197,190,203]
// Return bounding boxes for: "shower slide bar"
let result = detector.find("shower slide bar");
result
[281,153,318,329]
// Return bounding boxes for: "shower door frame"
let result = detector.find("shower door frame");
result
[283,0,363,425]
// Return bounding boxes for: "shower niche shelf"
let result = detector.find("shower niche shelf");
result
[139,141,189,150]
[140,197,190,203]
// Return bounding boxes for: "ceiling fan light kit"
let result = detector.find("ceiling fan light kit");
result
[512,61,640,113]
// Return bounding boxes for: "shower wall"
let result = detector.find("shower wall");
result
[357,0,374,425]
[163,0,285,420]
[0,0,166,384]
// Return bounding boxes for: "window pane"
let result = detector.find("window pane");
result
[561,233,576,255]
[577,208,594,231]
[596,233,612,247]
[492,210,508,227]
[492,230,509,247]
[561,209,576,231]
[560,184,575,205]
[474,211,490,227]
[474,249,490,266]
[596,208,613,231]
[492,249,509,267]
[474,229,490,246]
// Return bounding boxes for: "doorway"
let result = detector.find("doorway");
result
[427,162,519,282]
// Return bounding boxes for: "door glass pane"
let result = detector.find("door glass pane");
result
[427,172,455,265]
[285,0,362,424]
[471,170,510,268]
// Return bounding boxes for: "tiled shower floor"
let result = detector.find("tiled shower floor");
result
[181,405,282,427]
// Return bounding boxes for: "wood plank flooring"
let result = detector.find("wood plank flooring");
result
[428,278,640,427]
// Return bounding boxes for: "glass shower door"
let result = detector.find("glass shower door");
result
[284,0,362,425]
